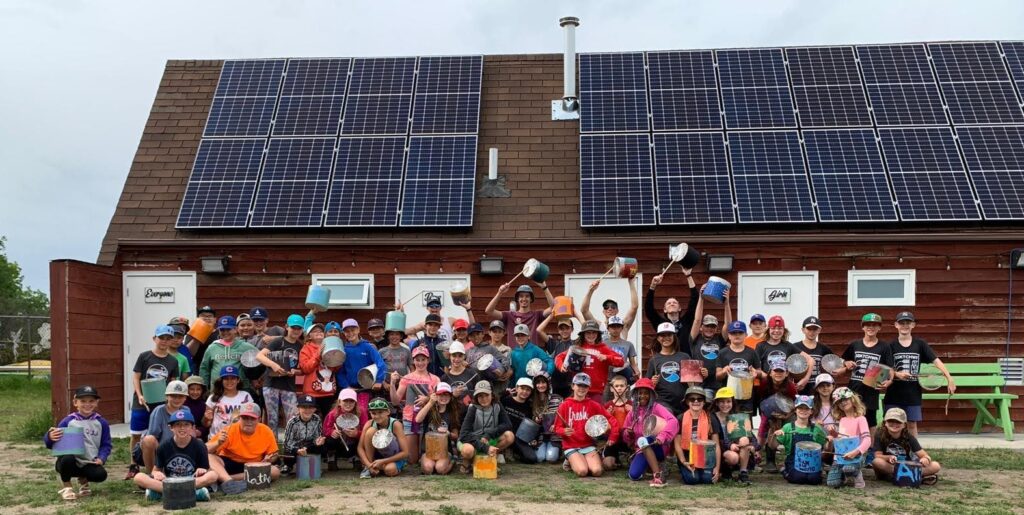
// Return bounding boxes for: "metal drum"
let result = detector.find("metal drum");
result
[726,370,754,400]
[320,336,346,368]
[642,414,666,439]
[688,438,717,469]
[584,414,610,442]
[525,358,545,377]
[515,418,542,443]
[522,259,550,282]
[794,441,823,474]
[385,311,407,333]
[821,354,844,374]
[295,454,322,481]
[612,257,639,279]
[305,285,331,311]
[726,413,753,440]
[244,462,272,490]
[357,364,379,389]
[162,476,197,510]
[475,354,504,380]
[566,346,589,373]
[833,436,861,465]
[141,378,167,405]
[473,454,498,479]
[335,413,360,431]
[552,296,574,320]
[450,281,471,305]
[371,428,399,456]
[786,354,809,376]
[671,243,701,269]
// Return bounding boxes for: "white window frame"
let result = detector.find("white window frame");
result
[311,274,375,310]
[847,269,916,307]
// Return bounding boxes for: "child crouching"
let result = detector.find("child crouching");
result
[44,385,112,501]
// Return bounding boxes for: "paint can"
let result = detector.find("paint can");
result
[385,311,407,333]
[244,462,272,490]
[450,282,471,305]
[305,285,331,311]
[320,336,346,368]
[794,441,823,474]
[670,243,701,269]
[141,378,167,405]
[552,296,574,320]
[161,476,196,510]
[295,454,322,481]
[612,257,639,279]
[701,276,730,304]
[357,364,379,389]
[51,426,86,456]
[522,259,550,282]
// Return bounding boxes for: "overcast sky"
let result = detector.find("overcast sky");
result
[1,0,1021,293]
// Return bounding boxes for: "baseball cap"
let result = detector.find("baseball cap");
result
[656,322,676,334]
[164,380,188,396]
[185,376,206,388]
[884,407,908,424]
[297,394,316,407]
[832,386,855,402]
[367,318,384,329]
[426,297,443,308]
[449,341,466,355]
[572,373,591,386]
[468,323,484,334]
[436,382,453,395]
[287,314,305,328]
[515,377,535,389]
[236,313,251,322]
[154,325,176,338]
[768,315,785,329]
[489,320,506,330]
[802,316,822,328]
[861,313,883,324]
[794,395,814,409]
[324,321,342,333]
[513,324,530,336]
[714,387,735,400]
[308,323,325,334]
[896,311,915,322]
[248,307,268,320]
[342,318,359,330]
[197,306,216,316]
[219,365,240,379]
[602,299,618,309]
[701,315,719,326]
[238,402,261,419]
[580,320,601,333]
[727,320,747,334]
[557,319,573,328]
[168,409,195,425]
[749,314,766,323]
[216,315,236,330]
[473,381,493,397]
[607,315,624,327]
[453,319,469,331]
[425,314,442,325]
[814,373,834,387]
[411,345,430,359]
[74,385,100,399]
[339,388,358,402]
[168,316,189,327]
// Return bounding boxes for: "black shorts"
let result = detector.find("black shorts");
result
[220,456,246,475]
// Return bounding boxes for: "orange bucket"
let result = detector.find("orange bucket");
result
[552,296,574,320]
[187,318,214,342]
[473,455,498,479]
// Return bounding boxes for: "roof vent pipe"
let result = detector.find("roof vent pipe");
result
[552,16,581,120]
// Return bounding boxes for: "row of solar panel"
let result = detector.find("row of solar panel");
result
[580,126,1024,226]
[580,41,1024,132]
[177,135,477,228]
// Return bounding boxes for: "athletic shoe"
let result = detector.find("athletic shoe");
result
[359,468,372,479]
[853,473,865,489]
[207,482,219,494]
[220,479,247,495]
[739,471,751,485]
[145,489,161,501]
[649,471,665,488]
[195,487,210,502]
[123,464,140,480]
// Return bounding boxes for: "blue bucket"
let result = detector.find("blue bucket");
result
[305,285,331,311]
[833,436,860,465]
[794,441,822,473]
[701,276,731,304]
[385,311,407,333]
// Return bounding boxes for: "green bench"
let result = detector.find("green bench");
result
[876,362,1018,441]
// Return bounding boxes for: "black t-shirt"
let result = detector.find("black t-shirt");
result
[876,432,923,460]
[132,351,181,410]
[547,337,574,399]
[646,351,691,415]
[755,340,801,373]
[716,345,760,377]
[690,335,725,391]
[885,338,937,406]
[442,367,479,405]
[842,339,894,407]
[264,337,303,391]
[155,437,210,478]
[794,340,835,394]
[500,392,533,430]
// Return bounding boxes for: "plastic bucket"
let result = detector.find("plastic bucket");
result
[613,257,639,279]
[357,364,379,389]
[187,318,214,342]
[794,441,823,473]
[701,276,730,304]
[522,259,550,282]
[670,243,701,269]
[552,296,574,320]
[864,363,893,389]
[833,436,860,465]
[450,282,471,305]
[727,370,753,400]
[893,460,922,487]
[52,426,86,456]
[296,454,322,481]
[162,476,196,510]
[305,285,331,311]
[141,378,167,405]
[473,454,498,479]
[321,336,346,368]
[384,311,407,333]
[425,431,448,461]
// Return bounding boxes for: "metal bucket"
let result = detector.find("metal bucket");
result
[385,311,407,333]
[474,354,504,380]
[701,276,731,304]
[51,426,86,456]
[522,259,550,282]
[786,354,809,376]
[357,364,379,389]
[584,414,610,441]
[670,243,701,269]
[515,418,542,443]
[244,462,272,490]
[162,476,197,510]
[833,436,861,465]
[726,370,754,400]
[680,360,703,383]
[642,414,666,439]
[612,257,639,279]
[688,438,717,469]
[821,354,844,374]
[473,454,498,479]
[141,378,167,405]
[239,350,266,381]
[296,454,322,481]
[305,285,331,311]
[372,429,399,456]
[335,413,360,431]
[450,281,471,305]
[795,441,823,473]
[321,336,346,368]
[893,460,923,488]
[726,413,753,439]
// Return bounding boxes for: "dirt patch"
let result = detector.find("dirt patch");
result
[0,442,51,481]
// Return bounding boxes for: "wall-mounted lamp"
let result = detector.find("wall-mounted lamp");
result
[480,256,504,275]
[706,254,734,273]
[200,256,230,274]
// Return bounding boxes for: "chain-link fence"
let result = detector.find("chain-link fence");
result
[0,315,50,377]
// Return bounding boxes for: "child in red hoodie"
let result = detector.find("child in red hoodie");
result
[554,321,624,403]
[554,372,619,478]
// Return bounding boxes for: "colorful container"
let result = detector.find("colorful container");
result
[688,438,717,469]
[186,318,214,343]
[552,296,574,320]
[833,436,861,465]
[450,282,471,305]
[305,285,331,311]
[425,431,449,461]
[893,460,922,488]
[794,441,823,473]
[473,454,498,479]
[612,257,639,279]
[680,360,703,383]
[670,243,701,269]
[726,413,753,440]
[296,454,322,481]
[51,426,86,456]
[701,276,731,304]
[864,363,893,389]
[727,370,754,400]
[141,377,166,405]
[320,336,346,368]
[384,310,407,333]
[522,259,550,282]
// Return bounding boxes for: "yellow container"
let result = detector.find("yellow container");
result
[473,455,498,479]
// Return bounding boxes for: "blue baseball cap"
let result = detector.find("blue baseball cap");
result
[727,320,748,334]
[219,365,240,378]
[286,314,305,328]
[749,314,766,323]
[468,323,484,334]
[324,321,342,332]
[168,409,195,425]
[216,315,236,330]
[249,307,268,321]
[154,325,175,338]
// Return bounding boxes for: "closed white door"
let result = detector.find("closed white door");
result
[564,274,644,369]
[122,272,196,420]
[394,274,472,337]
[736,271,818,330]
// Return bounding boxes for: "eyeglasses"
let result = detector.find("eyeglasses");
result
[686,397,704,403]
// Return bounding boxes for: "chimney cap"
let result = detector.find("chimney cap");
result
[559,16,579,27]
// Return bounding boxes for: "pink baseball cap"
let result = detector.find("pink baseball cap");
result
[338,388,358,402]
[411,345,430,359]
[436,382,453,394]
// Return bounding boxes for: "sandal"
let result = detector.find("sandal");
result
[922,474,939,486]
[59,487,77,501]
[459,462,470,475]
[77,483,91,497]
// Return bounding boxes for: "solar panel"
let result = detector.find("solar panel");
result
[648,51,722,131]
[411,56,483,135]
[856,45,946,126]
[717,49,796,129]
[803,129,897,222]
[175,139,264,228]
[325,137,406,227]
[929,42,1024,124]
[957,125,1024,220]
[204,60,285,138]
[273,59,350,136]
[215,60,287,97]
[1002,41,1024,85]
[399,136,477,226]
[580,53,650,133]
[878,128,980,221]
[249,138,334,227]
[341,57,415,135]
[416,56,483,94]
[728,131,816,223]
[579,133,656,226]
[786,47,872,127]
[653,132,734,224]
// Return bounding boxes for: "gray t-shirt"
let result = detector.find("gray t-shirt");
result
[605,338,637,374]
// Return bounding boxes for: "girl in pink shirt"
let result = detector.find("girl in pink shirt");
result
[827,387,871,489]
[393,347,440,466]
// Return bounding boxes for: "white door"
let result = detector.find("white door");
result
[736,271,818,331]
[394,274,472,337]
[122,272,197,420]
[564,274,644,369]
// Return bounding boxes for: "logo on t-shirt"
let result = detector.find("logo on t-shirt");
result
[886,442,908,460]
[145,364,170,380]
[729,358,750,374]
[660,361,680,383]
[765,350,786,370]
[700,341,719,361]
[893,352,921,382]
[852,351,882,381]
[164,455,195,477]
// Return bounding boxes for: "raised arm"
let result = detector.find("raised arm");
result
[623,277,639,332]
[690,291,705,341]
[539,280,555,317]
[721,289,732,339]
[485,282,511,320]
[644,277,664,329]
[580,280,599,322]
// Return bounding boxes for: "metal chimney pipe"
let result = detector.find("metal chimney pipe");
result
[559,16,579,104]
[488,148,498,180]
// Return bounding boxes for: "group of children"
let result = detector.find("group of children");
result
[46,275,952,501]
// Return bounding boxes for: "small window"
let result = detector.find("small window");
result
[311,274,374,310]
[847,269,915,307]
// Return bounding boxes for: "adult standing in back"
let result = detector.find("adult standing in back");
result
[644,271,699,344]
[485,280,555,348]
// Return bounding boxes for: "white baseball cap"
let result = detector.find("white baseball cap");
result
[448,341,466,355]
[657,322,676,334]
[814,373,835,387]
[515,377,535,389]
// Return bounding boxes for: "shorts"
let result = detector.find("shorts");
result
[564,446,597,457]
[884,404,923,422]
[220,456,246,476]
[403,420,422,435]
[130,407,152,434]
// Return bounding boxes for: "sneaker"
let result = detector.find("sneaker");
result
[497,454,506,465]
[195,487,210,502]
[220,479,247,495]
[764,461,779,474]
[123,464,140,480]
[207,482,219,494]
[280,464,291,475]
[359,468,372,479]
[853,473,866,489]
[649,472,666,488]
[922,474,939,486]
[145,489,162,501]
[562,459,571,472]
[739,471,752,485]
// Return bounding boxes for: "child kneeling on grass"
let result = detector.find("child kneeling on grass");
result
[871,407,941,486]
[45,385,112,501]
[772,395,826,485]
[133,409,217,502]
[357,398,410,478]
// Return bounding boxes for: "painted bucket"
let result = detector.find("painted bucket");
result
[186,318,214,342]
[51,426,86,456]
[794,441,823,473]
[372,429,399,456]
[161,476,197,510]
[522,258,550,282]
[688,438,717,469]
[450,281,471,305]
[141,377,167,405]
[296,454,322,481]
[642,414,666,439]
[385,311,407,333]
[833,436,860,465]
[726,413,753,440]
[425,431,448,461]
[864,363,893,389]
[244,462,272,490]
[515,418,542,443]
[525,357,545,377]
[566,346,589,373]
[305,285,331,311]
[357,364,379,389]
[613,257,639,279]
[584,415,610,440]
[473,454,498,479]
[474,354,504,380]
[335,412,360,431]
[239,350,267,381]
[320,336,346,368]
[701,276,731,304]
[680,360,703,383]
[726,370,754,400]
[670,243,701,269]
[893,460,923,488]
[552,296,574,320]
[786,354,809,376]
[821,354,844,374]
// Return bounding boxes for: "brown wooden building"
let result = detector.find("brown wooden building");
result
[50,51,1023,432]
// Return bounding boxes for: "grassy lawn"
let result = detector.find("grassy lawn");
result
[2,375,1022,514]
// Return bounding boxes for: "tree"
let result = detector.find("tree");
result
[0,237,49,315]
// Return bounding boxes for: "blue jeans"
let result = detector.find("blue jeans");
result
[536,441,560,463]
[679,463,714,484]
